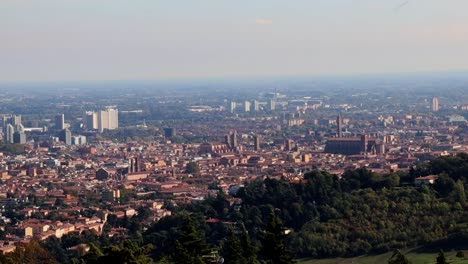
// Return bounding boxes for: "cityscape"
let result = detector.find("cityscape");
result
[2,1,468,263]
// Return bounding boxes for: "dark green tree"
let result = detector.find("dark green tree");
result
[436,250,448,264]
[2,240,58,264]
[260,212,295,264]
[185,162,200,175]
[239,224,258,264]
[172,216,210,264]
[77,240,153,264]
[223,230,245,264]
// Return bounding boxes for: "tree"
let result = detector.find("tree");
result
[82,240,153,264]
[388,250,410,264]
[172,216,210,264]
[222,224,258,264]
[260,212,295,264]
[3,240,58,264]
[451,180,466,203]
[436,250,448,264]
[223,230,245,264]
[185,162,200,175]
[239,224,258,264]
[434,174,455,197]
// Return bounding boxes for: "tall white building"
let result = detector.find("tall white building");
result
[432,97,439,112]
[252,100,260,111]
[229,101,237,113]
[85,111,98,129]
[98,109,118,132]
[268,99,276,111]
[5,124,15,144]
[244,101,251,112]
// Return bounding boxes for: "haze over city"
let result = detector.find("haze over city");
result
[1,1,468,264]
[2,0,468,81]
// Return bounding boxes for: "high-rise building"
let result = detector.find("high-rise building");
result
[98,109,119,132]
[163,127,176,138]
[4,124,15,144]
[244,101,251,112]
[4,115,22,131]
[432,97,439,112]
[268,99,276,111]
[72,135,87,145]
[229,101,237,113]
[13,131,26,144]
[10,115,21,129]
[252,100,260,111]
[85,111,98,129]
[108,108,119,129]
[59,128,72,145]
[337,114,343,138]
[55,114,65,130]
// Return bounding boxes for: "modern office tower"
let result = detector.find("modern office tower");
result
[163,127,176,138]
[254,135,261,151]
[59,128,72,145]
[228,101,237,113]
[98,110,108,132]
[13,131,26,144]
[98,108,119,132]
[108,108,118,129]
[85,111,98,129]
[268,99,276,111]
[244,101,251,112]
[4,124,15,144]
[72,135,87,145]
[4,114,22,131]
[252,100,260,111]
[337,114,343,138]
[432,97,439,112]
[55,114,65,130]
[10,115,21,129]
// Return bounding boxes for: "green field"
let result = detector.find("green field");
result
[299,250,468,264]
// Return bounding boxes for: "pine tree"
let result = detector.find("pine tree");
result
[239,224,258,264]
[260,212,295,264]
[172,216,210,264]
[223,224,258,264]
[223,230,246,264]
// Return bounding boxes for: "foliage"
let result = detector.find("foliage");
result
[259,212,296,264]
[2,240,58,264]
[185,162,200,175]
[436,250,448,264]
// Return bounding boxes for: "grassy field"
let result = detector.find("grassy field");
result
[299,249,468,264]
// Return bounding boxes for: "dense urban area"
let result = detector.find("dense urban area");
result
[0,74,467,263]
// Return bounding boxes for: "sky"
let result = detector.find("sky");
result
[1,0,468,81]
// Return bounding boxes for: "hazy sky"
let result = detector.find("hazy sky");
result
[1,0,468,81]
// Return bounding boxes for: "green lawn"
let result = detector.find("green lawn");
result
[299,250,468,264]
